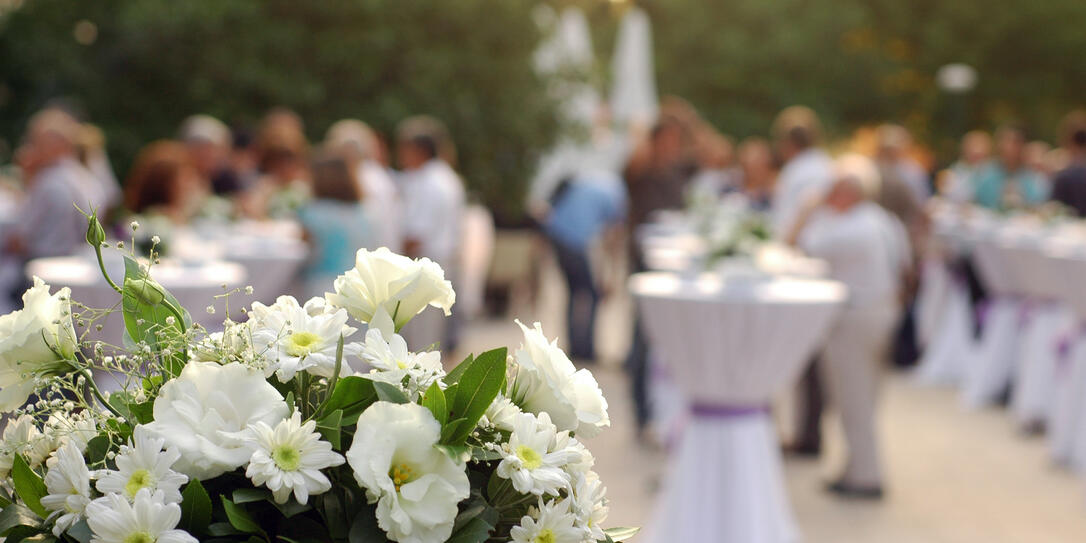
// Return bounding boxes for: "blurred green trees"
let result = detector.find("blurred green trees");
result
[3,0,1085,220]
[0,0,558,224]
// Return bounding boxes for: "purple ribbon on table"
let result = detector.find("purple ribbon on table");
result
[690,403,769,418]
[1055,323,1086,375]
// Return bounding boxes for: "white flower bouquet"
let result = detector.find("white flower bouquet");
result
[691,195,771,265]
[0,212,636,543]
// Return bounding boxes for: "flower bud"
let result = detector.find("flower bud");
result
[85,213,107,247]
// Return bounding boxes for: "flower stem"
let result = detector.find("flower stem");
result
[93,243,122,294]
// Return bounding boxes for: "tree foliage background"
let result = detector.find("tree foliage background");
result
[2,0,1086,220]
[0,0,558,224]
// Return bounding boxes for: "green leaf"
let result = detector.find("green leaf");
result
[603,527,641,541]
[321,493,348,540]
[316,409,344,449]
[178,480,212,536]
[348,507,389,543]
[285,391,296,415]
[65,520,93,543]
[321,375,377,423]
[271,499,312,519]
[4,524,45,543]
[373,380,409,404]
[470,447,504,462]
[221,497,263,535]
[445,517,493,543]
[421,381,447,425]
[129,401,154,424]
[83,435,111,465]
[120,256,191,376]
[434,444,469,463]
[0,503,42,536]
[207,523,244,537]
[443,353,474,385]
[446,348,506,445]
[440,418,469,445]
[11,456,47,518]
[230,488,270,505]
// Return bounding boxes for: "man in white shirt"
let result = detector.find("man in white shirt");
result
[791,154,909,499]
[325,119,403,252]
[770,106,835,237]
[3,109,96,304]
[396,117,466,350]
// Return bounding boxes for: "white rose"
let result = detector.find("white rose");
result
[509,322,610,438]
[325,248,455,331]
[143,362,289,480]
[0,277,78,412]
[346,402,469,543]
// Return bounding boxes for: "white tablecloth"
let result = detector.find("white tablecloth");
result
[631,272,845,543]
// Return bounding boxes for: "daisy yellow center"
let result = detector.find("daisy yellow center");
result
[396,359,409,370]
[124,533,154,543]
[272,445,301,471]
[125,469,154,498]
[533,529,556,543]
[286,331,322,357]
[516,445,543,470]
[389,463,415,492]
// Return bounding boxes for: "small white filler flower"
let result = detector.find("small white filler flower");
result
[244,412,345,504]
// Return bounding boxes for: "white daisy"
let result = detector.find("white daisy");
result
[509,498,584,543]
[96,425,188,503]
[85,489,197,543]
[0,414,45,476]
[244,412,345,505]
[360,328,444,400]
[496,412,584,497]
[569,471,609,541]
[249,295,361,381]
[41,443,92,536]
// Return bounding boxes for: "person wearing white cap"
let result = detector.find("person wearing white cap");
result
[789,153,910,499]
[324,119,402,252]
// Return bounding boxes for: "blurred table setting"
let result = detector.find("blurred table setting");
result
[629,195,846,542]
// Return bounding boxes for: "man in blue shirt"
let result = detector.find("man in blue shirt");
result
[541,174,626,361]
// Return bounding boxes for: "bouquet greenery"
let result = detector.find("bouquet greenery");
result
[0,212,636,543]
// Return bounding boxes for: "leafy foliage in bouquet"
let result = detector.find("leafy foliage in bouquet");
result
[0,211,636,543]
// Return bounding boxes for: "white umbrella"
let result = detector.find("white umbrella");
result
[610,6,658,128]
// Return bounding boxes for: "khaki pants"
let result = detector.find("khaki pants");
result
[819,300,899,487]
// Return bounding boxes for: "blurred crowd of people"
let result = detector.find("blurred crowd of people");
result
[537,96,1086,500]
[0,106,469,350]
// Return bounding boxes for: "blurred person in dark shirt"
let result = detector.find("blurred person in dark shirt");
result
[180,114,245,195]
[1050,111,1086,217]
[123,141,208,224]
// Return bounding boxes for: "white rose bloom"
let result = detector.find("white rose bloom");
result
[143,362,290,480]
[325,248,455,330]
[96,425,188,504]
[249,296,360,381]
[480,395,521,432]
[360,329,444,400]
[509,498,584,543]
[347,402,469,543]
[86,489,197,543]
[496,412,583,497]
[0,277,78,412]
[510,321,610,438]
[244,412,345,505]
[569,471,609,541]
[41,443,91,536]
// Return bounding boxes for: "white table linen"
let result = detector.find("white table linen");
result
[631,272,845,543]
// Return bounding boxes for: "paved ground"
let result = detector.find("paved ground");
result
[455,258,1086,542]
